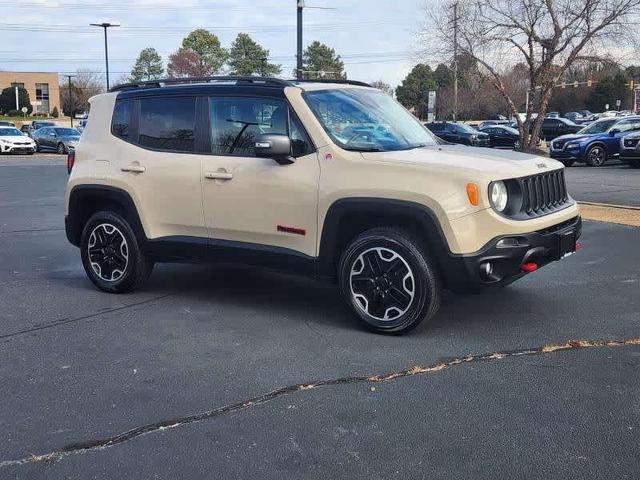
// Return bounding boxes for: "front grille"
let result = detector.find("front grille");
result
[623,137,640,149]
[517,170,569,217]
[552,139,568,150]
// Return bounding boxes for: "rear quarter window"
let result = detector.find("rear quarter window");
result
[112,99,133,140]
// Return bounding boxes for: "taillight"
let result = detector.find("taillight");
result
[67,150,75,174]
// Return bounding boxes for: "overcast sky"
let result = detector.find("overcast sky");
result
[3,0,428,87]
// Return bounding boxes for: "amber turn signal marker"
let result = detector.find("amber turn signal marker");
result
[466,183,480,206]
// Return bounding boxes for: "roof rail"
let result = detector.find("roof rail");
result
[109,76,292,92]
[289,78,372,87]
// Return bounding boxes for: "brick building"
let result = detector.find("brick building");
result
[0,72,61,115]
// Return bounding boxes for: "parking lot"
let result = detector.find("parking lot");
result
[1,154,639,479]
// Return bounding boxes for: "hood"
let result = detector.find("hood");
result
[361,144,563,180]
[553,134,590,143]
[0,135,34,143]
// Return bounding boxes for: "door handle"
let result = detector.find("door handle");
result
[121,164,146,173]
[205,171,233,180]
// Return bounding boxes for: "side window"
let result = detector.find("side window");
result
[112,100,133,140]
[209,97,287,157]
[139,96,196,152]
[290,114,313,157]
[616,119,640,132]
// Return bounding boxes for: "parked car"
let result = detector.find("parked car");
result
[478,125,521,149]
[425,122,490,146]
[599,110,620,118]
[478,120,510,130]
[32,126,81,153]
[578,110,597,123]
[549,116,640,166]
[563,112,584,123]
[0,126,36,154]
[23,120,57,137]
[64,76,581,334]
[0,120,16,127]
[546,111,560,118]
[540,117,583,141]
[619,132,640,168]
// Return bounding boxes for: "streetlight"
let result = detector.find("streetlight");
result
[90,22,120,90]
[64,74,76,127]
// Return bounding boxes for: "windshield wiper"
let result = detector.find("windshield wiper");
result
[344,146,384,152]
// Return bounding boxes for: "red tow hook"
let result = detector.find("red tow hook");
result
[520,262,539,273]
[576,242,583,251]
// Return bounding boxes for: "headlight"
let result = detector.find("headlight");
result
[470,134,477,140]
[565,141,581,149]
[489,181,508,212]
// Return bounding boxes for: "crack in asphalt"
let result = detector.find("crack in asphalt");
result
[1,336,638,469]
[0,294,175,341]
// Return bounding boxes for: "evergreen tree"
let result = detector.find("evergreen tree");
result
[130,48,164,81]
[228,33,281,77]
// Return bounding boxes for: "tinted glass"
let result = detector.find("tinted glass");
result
[112,100,133,140]
[0,128,22,136]
[209,97,287,157]
[304,89,437,151]
[427,123,444,132]
[456,123,478,134]
[139,97,196,152]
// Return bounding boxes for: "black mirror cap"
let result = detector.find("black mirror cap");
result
[609,129,620,136]
[254,134,294,165]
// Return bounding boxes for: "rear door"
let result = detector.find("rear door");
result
[200,95,320,257]
[109,95,207,240]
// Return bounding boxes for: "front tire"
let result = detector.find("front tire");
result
[586,145,607,167]
[560,158,575,167]
[57,142,67,154]
[80,211,153,293]
[338,227,441,334]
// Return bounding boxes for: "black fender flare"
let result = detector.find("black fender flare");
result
[317,197,451,278]
[66,185,146,247]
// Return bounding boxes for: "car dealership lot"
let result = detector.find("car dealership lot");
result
[1,155,639,478]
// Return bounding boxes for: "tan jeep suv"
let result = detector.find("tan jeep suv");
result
[65,77,582,334]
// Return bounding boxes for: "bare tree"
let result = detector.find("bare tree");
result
[426,0,640,149]
[370,80,395,96]
[60,69,105,116]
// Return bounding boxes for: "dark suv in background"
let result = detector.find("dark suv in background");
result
[425,122,490,147]
[540,117,583,140]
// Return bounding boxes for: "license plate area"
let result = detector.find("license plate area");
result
[558,229,577,259]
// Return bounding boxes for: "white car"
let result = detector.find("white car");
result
[0,126,36,154]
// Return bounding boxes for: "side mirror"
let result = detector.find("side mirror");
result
[254,134,294,165]
[49,132,56,137]
[609,128,620,136]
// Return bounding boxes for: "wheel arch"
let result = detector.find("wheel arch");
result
[66,185,146,247]
[318,198,451,281]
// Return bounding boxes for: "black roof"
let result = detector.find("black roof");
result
[110,76,371,94]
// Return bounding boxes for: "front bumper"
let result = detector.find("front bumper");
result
[443,216,582,291]
[0,143,36,153]
[550,146,583,161]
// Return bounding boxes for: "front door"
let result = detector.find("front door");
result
[201,95,320,258]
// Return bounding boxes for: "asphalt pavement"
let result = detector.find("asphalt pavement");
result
[0,155,639,479]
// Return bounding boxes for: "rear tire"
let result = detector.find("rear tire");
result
[80,211,153,293]
[338,227,441,334]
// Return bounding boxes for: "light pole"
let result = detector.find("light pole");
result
[64,74,76,127]
[90,22,120,90]
[296,0,304,80]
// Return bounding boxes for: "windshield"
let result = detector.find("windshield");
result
[578,119,618,134]
[499,126,519,135]
[303,89,438,151]
[0,128,23,136]
[54,128,80,136]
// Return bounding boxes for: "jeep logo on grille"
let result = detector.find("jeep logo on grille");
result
[536,163,548,169]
